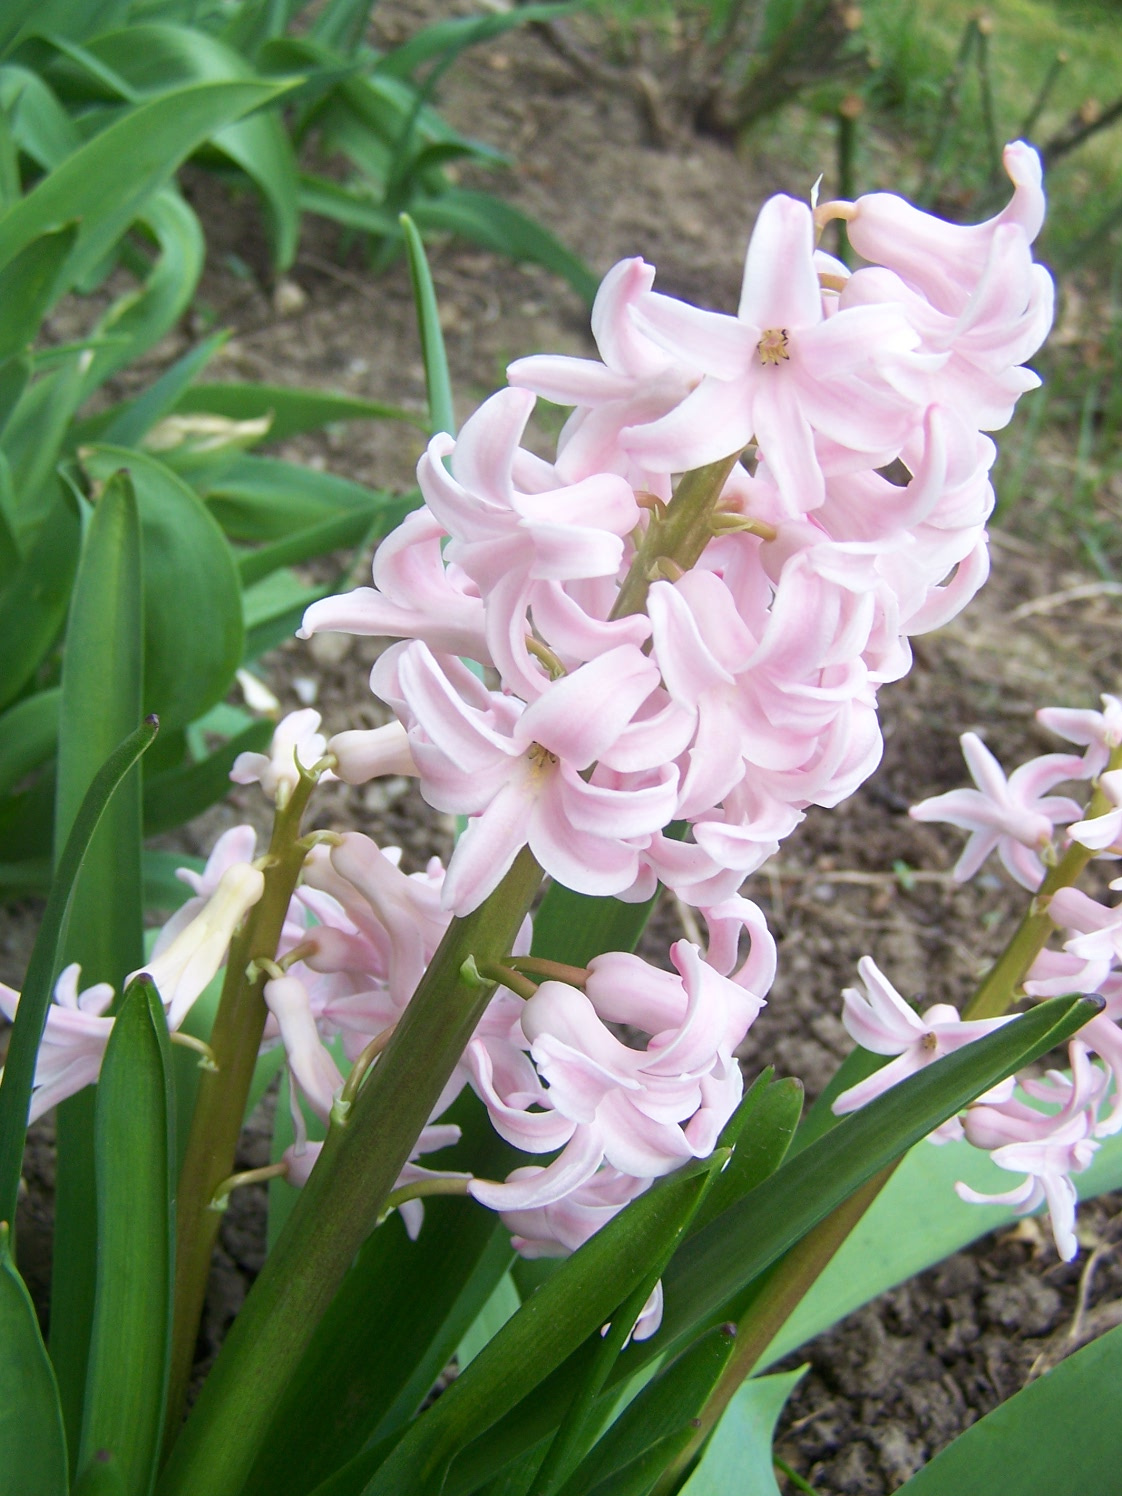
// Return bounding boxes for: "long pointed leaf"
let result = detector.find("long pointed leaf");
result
[50,472,146,1463]
[0,1227,68,1495]
[0,718,156,1221]
[82,447,244,730]
[400,212,453,436]
[0,483,80,711]
[0,222,78,360]
[175,381,418,440]
[362,1155,727,1496]
[896,1320,1122,1494]
[79,978,173,1496]
[0,79,289,289]
[651,995,1101,1362]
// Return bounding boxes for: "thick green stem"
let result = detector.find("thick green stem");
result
[157,848,543,1496]
[611,453,743,621]
[164,773,319,1442]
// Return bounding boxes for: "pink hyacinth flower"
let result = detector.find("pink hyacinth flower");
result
[508,256,700,487]
[910,733,1084,889]
[470,939,761,1211]
[1037,693,1122,779]
[299,507,489,663]
[623,194,919,508]
[230,708,329,805]
[377,641,679,914]
[0,965,115,1123]
[958,1044,1106,1260]
[1067,768,1122,852]
[832,956,1009,1115]
[133,861,265,1028]
[845,141,1046,316]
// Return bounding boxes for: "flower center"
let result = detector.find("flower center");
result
[757,328,790,367]
[527,742,559,773]
[921,1031,939,1053]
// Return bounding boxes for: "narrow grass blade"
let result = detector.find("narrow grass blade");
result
[400,212,454,436]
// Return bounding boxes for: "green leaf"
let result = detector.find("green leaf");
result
[73,188,206,401]
[375,6,577,82]
[143,848,203,910]
[0,685,59,798]
[95,330,229,449]
[649,996,1101,1365]
[0,78,289,290]
[297,173,401,238]
[0,354,30,443]
[0,484,80,711]
[895,1321,1122,1495]
[241,1094,520,1496]
[85,23,302,269]
[50,471,146,1463]
[0,63,79,169]
[174,382,419,441]
[142,719,272,835]
[689,1071,803,1235]
[762,1118,1122,1370]
[559,1325,739,1496]
[82,446,244,730]
[204,454,407,539]
[310,0,377,56]
[362,1155,727,1496]
[0,719,155,1220]
[400,212,453,435]
[4,359,88,535]
[236,505,394,587]
[410,189,598,304]
[457,1272,522,1372]
[679,1368,807,1496]
[0,1228,68,1495]
[0,222,78,360]
[73,1450,125,1496]
[241,566,326,659]
[79,977,173,1496]
[185,385,414,444]
[530,887,661,968]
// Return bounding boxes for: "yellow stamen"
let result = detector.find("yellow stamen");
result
[757,328,790,367]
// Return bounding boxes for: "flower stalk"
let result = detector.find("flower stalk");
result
[157,847,543,1496]
[164,764,321,1443]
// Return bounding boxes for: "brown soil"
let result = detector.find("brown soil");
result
[13,5,1122,1492]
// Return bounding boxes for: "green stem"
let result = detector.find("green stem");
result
[157,848,543,1496]
[163,769,320,1443]
[611,453,742,621]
